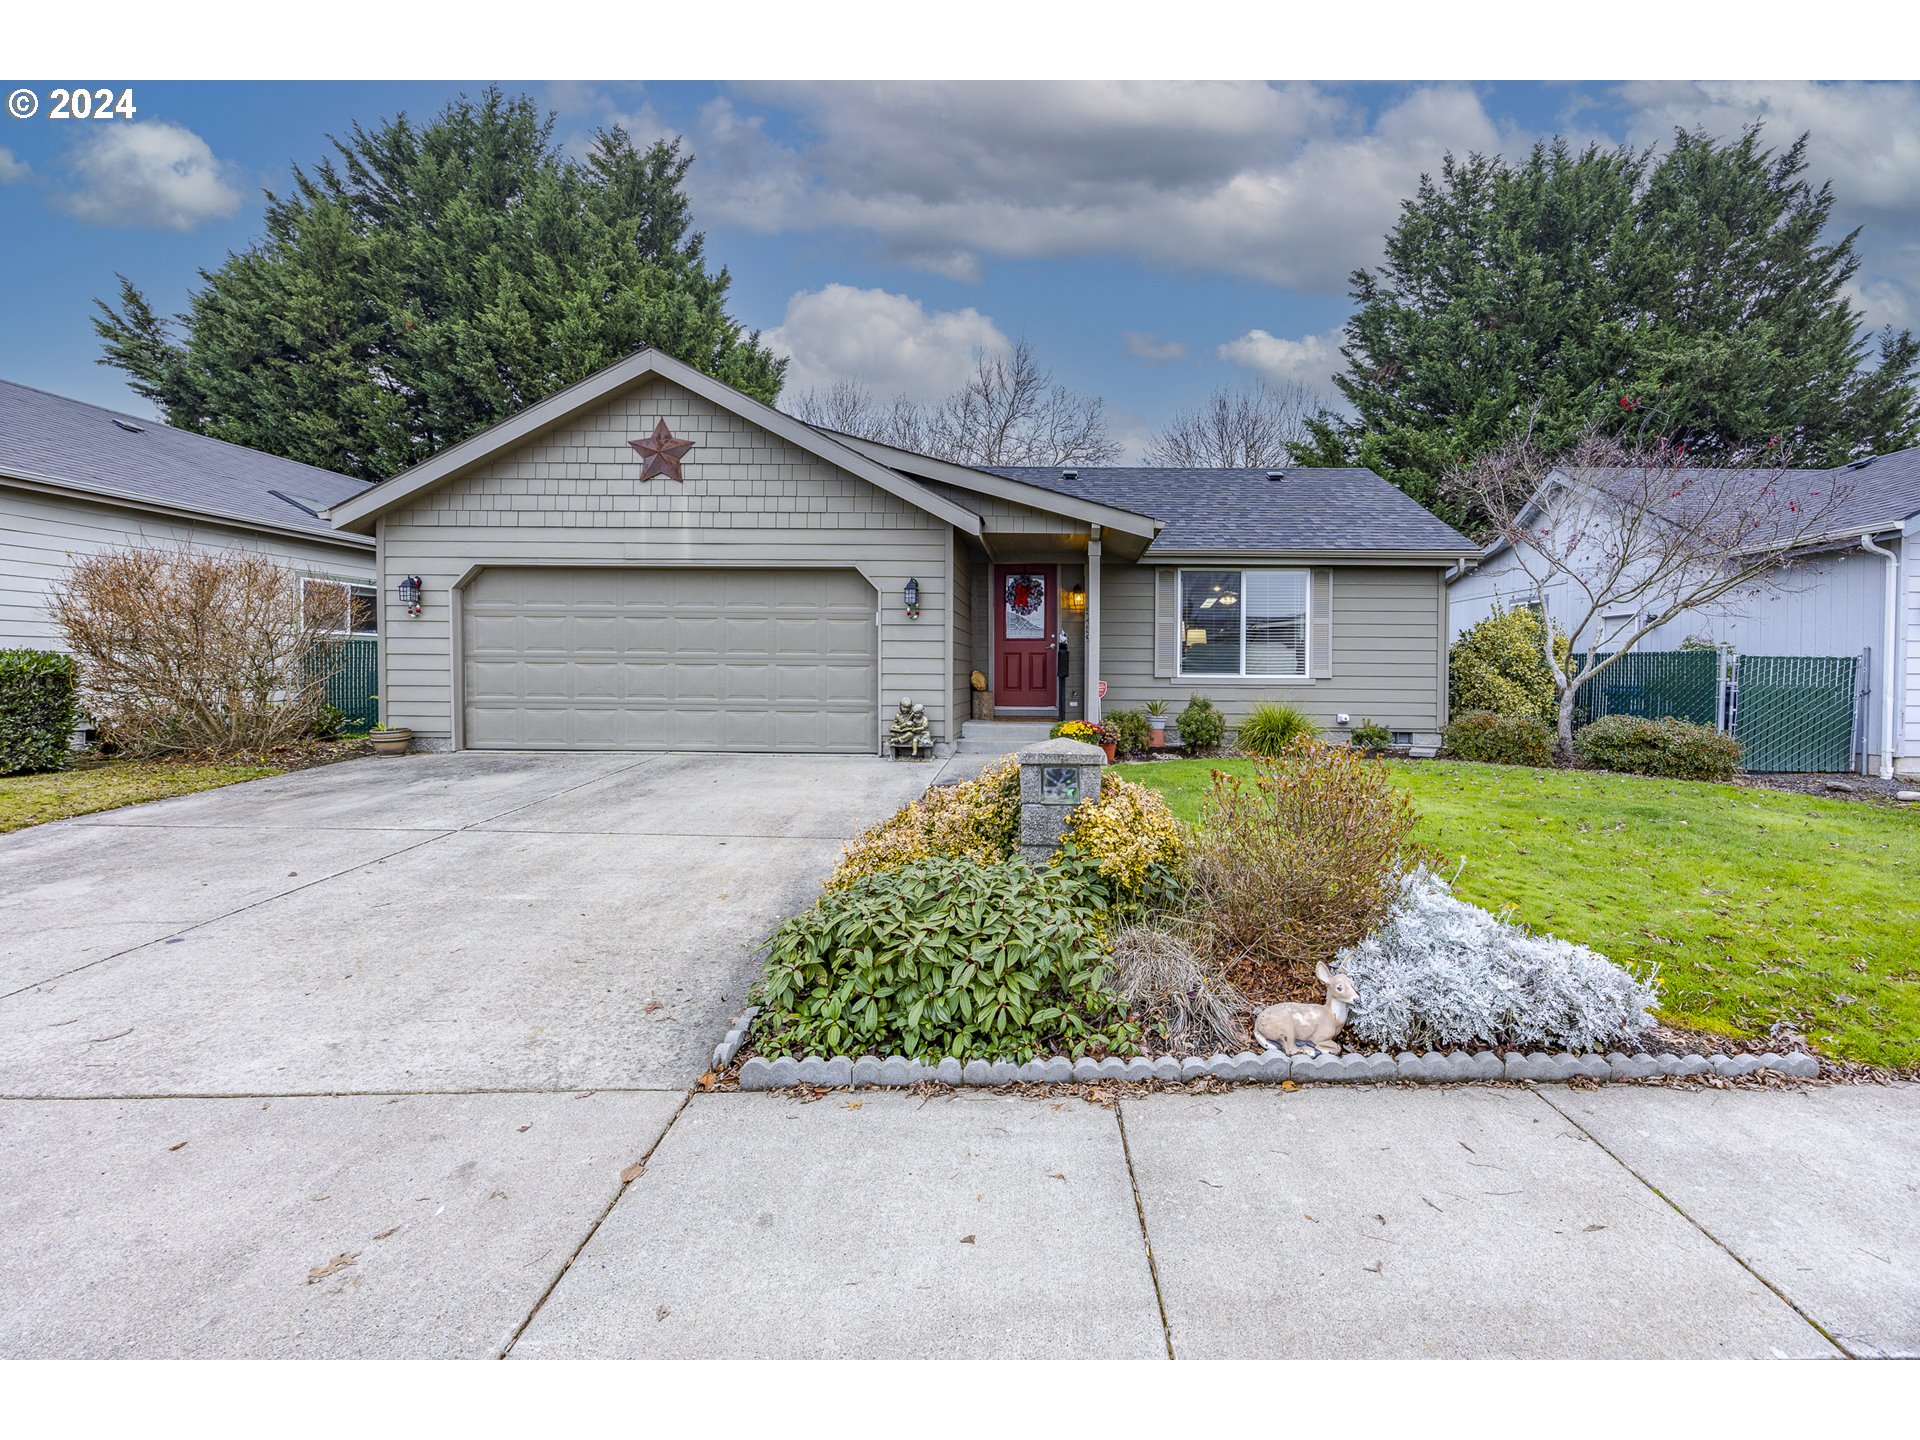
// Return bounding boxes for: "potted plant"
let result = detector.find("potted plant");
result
[1144,699,1168,748]
[1092,718,1120,763]
[366,701,413,757]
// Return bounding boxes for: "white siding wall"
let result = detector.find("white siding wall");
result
[1452,533,1907,767]
[1101,561,1448,747]
[0,483,373,650]
[1900,534,1920,776]
[374,375,954,749]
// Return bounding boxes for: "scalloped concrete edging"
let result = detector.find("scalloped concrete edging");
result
[732,1037,1819,1090]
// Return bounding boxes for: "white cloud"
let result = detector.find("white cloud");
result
[765,284,1010,403]
[1124,331,1187,362]
[1218,327,1346,393]
[653,81,1504,291]
[0,147,29,184]
[55,122,242,231]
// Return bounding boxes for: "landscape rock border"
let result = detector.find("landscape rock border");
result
[719,1009,1819,1089]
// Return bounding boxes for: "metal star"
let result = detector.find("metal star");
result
[629,419,695,482]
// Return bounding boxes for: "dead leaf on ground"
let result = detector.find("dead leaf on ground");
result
[86,1028,133,1043]
[517,1124,531,1133]
[697,1070,719,1091]
[960,1235,976,1245]
[844,1100,862,1110]
[168,1141,188,1152]
[656,1305,670,1321]
[1363,1261,1384,1274]
[1047,1171,1067,1182]
[643,1000,663,1014]
[306,1251,361,1284]
[1583,1224,1607,1232]
[620,1163,646,1184]
[372,1226,400,1241]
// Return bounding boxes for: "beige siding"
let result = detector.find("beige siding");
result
[376,375,953,748]
[926,481,1089,539]
[952,533,975,724]
[0,483,372,650]
[1099,560,1449,744]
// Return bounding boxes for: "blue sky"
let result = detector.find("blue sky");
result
[3,79,1918,459]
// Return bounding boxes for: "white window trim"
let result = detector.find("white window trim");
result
[1175,566,1311,682]
[303,577,379,636]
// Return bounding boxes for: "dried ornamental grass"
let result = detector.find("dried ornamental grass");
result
[1191,738,1422,998]
[1109,921,1248,1055]
[1339,868,1659,1052]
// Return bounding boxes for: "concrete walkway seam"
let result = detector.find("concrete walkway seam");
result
[1113,1099,1175,1360]
[1529,1086,1854,1357]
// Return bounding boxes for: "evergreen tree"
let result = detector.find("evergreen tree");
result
[93,88,784,480]
[1298,126,1920,531]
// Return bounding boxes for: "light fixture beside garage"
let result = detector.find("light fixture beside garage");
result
[398,574,423,616]
[904,577,921,620]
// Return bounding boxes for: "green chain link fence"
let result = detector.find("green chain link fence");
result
[1563,648,1861,773]
[1571,649,1723,727]
[1731,655,1860,774]
[314,638,378,733]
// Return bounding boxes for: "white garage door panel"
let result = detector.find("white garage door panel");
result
[462,567,878,752]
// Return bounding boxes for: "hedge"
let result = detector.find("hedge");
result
[1441,708,1556,767]
[1573,715,1742,781]
[0,649,79,775]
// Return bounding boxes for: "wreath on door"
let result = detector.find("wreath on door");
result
[1005,574,1043,617]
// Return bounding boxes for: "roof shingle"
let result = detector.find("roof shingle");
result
[980,465,1474,556]
[0,379,373,545]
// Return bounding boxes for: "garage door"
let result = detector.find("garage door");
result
[462,567,878,752]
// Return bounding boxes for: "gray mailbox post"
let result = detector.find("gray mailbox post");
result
[1016,737,1107,864]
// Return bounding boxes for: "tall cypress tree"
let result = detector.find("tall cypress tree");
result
[93,88,784,481]
[1298,126,1920,530]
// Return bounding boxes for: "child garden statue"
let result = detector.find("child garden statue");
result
[889,698,932,757]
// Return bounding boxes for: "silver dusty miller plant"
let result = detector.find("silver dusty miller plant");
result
[1338,868,1658,1052]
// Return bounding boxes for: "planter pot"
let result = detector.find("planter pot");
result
[1100,742,1117,763]
[367,727,413,757]
[1149,725,1166,748]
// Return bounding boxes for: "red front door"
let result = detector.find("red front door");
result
[993,565,1058,712]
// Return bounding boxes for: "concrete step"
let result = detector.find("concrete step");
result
[959,719,1054,741]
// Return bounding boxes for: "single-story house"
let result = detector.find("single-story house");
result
[326,348,1476,756]
[0,378,377,651]
[1448,456,1920,777]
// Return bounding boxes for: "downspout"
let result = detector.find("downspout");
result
[1860,530,1899,780]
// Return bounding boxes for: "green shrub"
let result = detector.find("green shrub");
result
[1349,719,1394,753]
[1176,693,1226,754]
[1449,604,1569,725]
[1235,700,1318,757]
[1106,708,1154,757]
[1573,715,1741,780]
[0,649,79,776]
[1442,709,1556,767]
[752,857,1140,1062]
[829,757,1020,888]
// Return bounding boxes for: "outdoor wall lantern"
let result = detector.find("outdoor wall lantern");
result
[904,577,921,620]
[1064,584,1088,614]
[399,574,423,616]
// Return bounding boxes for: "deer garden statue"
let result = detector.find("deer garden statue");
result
[1253,961,1359,1057]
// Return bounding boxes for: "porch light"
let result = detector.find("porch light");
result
[398,574,423,616]
[1064,584,1088,614]
[904,577,921,620]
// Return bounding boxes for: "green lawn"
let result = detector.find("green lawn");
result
[0,758,283,833]
[1116,758,1920,1068]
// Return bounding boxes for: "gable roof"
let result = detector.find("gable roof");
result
[1804,447,1920,534]
[328,348,981,536]
[980,466,1475,558]
[0,378,374,549]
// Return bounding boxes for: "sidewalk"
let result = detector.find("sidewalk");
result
[16,1079,1900,1359]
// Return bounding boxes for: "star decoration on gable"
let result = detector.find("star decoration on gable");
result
[629,419,695,482]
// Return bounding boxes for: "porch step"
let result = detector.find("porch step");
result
[956,719,1055,755]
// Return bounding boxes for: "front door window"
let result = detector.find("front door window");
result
[1004,572,1047,640]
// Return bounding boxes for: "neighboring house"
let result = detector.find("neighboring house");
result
[0,379,377,651]
[1449,456,1920,777]
[327,348,1475,756]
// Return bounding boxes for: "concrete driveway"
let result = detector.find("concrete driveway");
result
[3,753,1915,1358]
[0,751,932,1095]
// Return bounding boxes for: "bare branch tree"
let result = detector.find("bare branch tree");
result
[52,546,344,757]
[1448,425,1853,755]
[1144,381,1319,468]
[786,339,1120,467]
